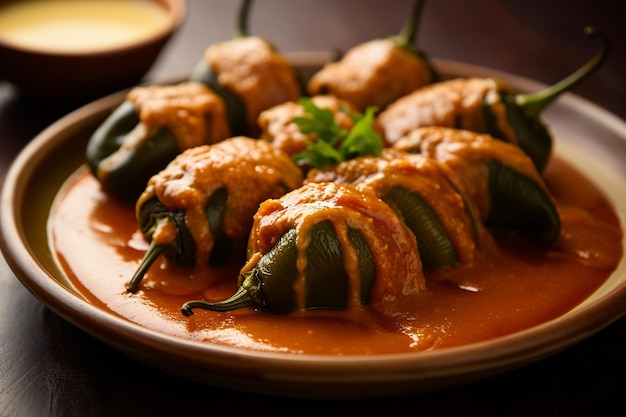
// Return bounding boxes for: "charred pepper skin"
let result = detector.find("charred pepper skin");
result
[86,82,231,201]
[86,101,180,200]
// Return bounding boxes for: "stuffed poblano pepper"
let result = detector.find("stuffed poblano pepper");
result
[378,26,609,171]
[258,96,384,176]
[181,181,426,316]
[308,0,437,110]
[392,126,561,244]
[190,0,302,137]
[257,95,361,158]
[126,137,303,293]
[86,82,231,200]
[306,149,494,270]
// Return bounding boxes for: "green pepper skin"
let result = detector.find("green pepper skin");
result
[483,93,553,172]
[388,0,439,83]
[188,0,252,135]
[380,159,560,252]
[392,127,561,245]
[380,27,608,173]
[383,186,458,270]
[189,0,303,136]
[486,161,560,244]
[127,136,303,293]
[490,26,608,172]
[188,0,249,135]
[86,101,180,200]
[307,0,437,111]
[305,151,483,270]
[137,198,196,267]
[181,220,376,315]
[190,59,248,136]
[327,0,438,81]
[127,189,231,293]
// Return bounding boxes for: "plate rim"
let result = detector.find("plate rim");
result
[1,58,626,398]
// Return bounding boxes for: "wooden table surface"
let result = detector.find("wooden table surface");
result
[1,1,625,415]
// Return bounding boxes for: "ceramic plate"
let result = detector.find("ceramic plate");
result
[1,59,625,399]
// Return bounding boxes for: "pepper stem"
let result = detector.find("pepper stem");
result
[181,270,264,315]
[516,26,610,119]
[126,240,167,293]
[391,0,425,50]
[235,0,253,38]
[181,286,255,315]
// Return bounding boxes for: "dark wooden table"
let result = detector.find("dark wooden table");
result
[1,1,625,415]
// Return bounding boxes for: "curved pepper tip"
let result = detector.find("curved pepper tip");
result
[516,25,610,119]
[180,285,258,315]
[181,303,197,316]
[126,240,168,294]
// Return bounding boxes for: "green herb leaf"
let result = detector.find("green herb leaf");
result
[293,140,343,168]
[340,106,383,160]
[292,98,383,168]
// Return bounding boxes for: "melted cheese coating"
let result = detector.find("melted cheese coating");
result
[137,137,303,266]
[308,39,433,110]
[257,95,358,157]
[205,36,302,135]
[306,150,493,267]
[393,127,550,221]
[98,82,231,180]
[244,182,426,314]
[127,82,231,149]
[378,77,516,145]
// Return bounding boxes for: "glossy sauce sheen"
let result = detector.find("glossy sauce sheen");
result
[50,158,623,354]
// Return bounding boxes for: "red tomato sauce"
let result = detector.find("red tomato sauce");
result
[49,157,623,355]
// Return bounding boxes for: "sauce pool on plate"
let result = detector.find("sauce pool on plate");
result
[48,156,623,355]
[0,0,170,53]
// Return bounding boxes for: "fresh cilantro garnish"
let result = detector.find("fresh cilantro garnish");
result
[292,98,383,168]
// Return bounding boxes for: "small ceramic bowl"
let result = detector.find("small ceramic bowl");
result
[0,0,186,103]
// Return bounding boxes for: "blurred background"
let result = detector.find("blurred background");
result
[148,0,625,120]
[2,0,624,192]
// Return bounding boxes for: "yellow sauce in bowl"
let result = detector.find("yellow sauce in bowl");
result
[0,0,171,53]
